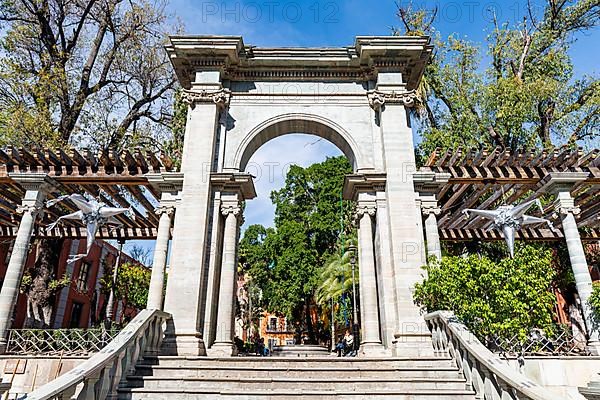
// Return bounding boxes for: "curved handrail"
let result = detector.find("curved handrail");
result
[425,311,566,400]
[22,309,170,400]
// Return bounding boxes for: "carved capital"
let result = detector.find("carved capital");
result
[558,206,581,216]
[422,205,442,216]
[367,89,420,110]
[155,205,175,218]
[16,204,42,216]
[181,88,231,110]
[354,202,377,220]
[221,203,242,217]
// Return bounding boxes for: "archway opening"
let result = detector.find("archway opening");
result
[235,130,358,356]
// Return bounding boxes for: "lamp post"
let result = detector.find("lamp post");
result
[348,245,359,350]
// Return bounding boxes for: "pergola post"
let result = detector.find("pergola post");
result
[146,173,183,311]
[0,173,53,353]
[543,172,600,355]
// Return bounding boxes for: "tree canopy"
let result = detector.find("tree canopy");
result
[394,0,599,160]
[239,156,354,326]
[0,0,180,150]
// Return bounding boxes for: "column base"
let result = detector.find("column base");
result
[208,342,238,357]
[359,342,389,357]
[392,332,435,357]
[161,333,206,356]
[586,340,600,356]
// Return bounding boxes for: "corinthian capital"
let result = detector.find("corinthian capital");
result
[367,89,420,110]
[181,88,231,110]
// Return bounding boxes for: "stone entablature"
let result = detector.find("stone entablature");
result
[166,36,432,90]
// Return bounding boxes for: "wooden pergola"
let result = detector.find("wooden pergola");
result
[418,146,600,241]
[0,145,598,242]
[0,146,177,240]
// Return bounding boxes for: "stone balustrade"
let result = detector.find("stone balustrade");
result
[424,311,564,400]
[23,309,170,400]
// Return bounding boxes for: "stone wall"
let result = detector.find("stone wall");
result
[0,355,87,399]
[507,356,600,400]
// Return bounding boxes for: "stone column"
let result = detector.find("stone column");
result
[369,88,427,340]
[210,200,241,356]
[422,205,442,261]
[0,174,51,353]
[203,192,224,347]
[147,205,174,310]
[356,200,386,356]
[162,87,229,356]
[555,192,600,354]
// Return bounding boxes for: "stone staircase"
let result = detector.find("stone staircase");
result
[117,355,476,399]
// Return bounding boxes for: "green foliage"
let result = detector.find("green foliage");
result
[315,237,358,304]
[0,0,180,150]
[590,282,600,328]
[414,244,556,340]
[394,1,599,159]
[239,156,354,322]
[100,262,151,310]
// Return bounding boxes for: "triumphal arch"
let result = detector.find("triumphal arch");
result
[161,35,433,356]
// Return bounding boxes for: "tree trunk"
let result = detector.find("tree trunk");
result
[23,239,64,328]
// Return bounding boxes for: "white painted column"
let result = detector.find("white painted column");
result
[374,189,398,349]
[0,176,49,353]
[371,92,427,339]
[203,193,223,347]
[423,207,442,261]
[210,200,241,356]
[556,192,600,354]
[356,200,386,356]
[162,87,229,356]
[147,205,174,310]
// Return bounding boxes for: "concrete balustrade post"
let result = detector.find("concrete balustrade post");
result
[147,205,175,310]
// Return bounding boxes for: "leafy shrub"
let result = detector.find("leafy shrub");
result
[590,282,600,329]
[414,244,556,341]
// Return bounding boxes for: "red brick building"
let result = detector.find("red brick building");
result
[0,239,143,329]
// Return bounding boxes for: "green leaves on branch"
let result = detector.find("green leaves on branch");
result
[395,1,599,159]
[100,262,151,310]
[414,244,556,340]
[239,156,354,322]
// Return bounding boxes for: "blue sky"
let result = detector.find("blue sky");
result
[126,0,598,258]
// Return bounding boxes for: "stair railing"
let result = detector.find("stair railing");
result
[425,311,565,400]
[22,309,170,400]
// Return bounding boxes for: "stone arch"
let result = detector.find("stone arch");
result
[233,113,362,172]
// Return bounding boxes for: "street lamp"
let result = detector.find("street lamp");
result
[348,245,359,350]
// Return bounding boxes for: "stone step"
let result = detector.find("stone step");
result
[132,364,463,379]
[124,375,469,391]
[118,387,477,400]
[141,356,457,369]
